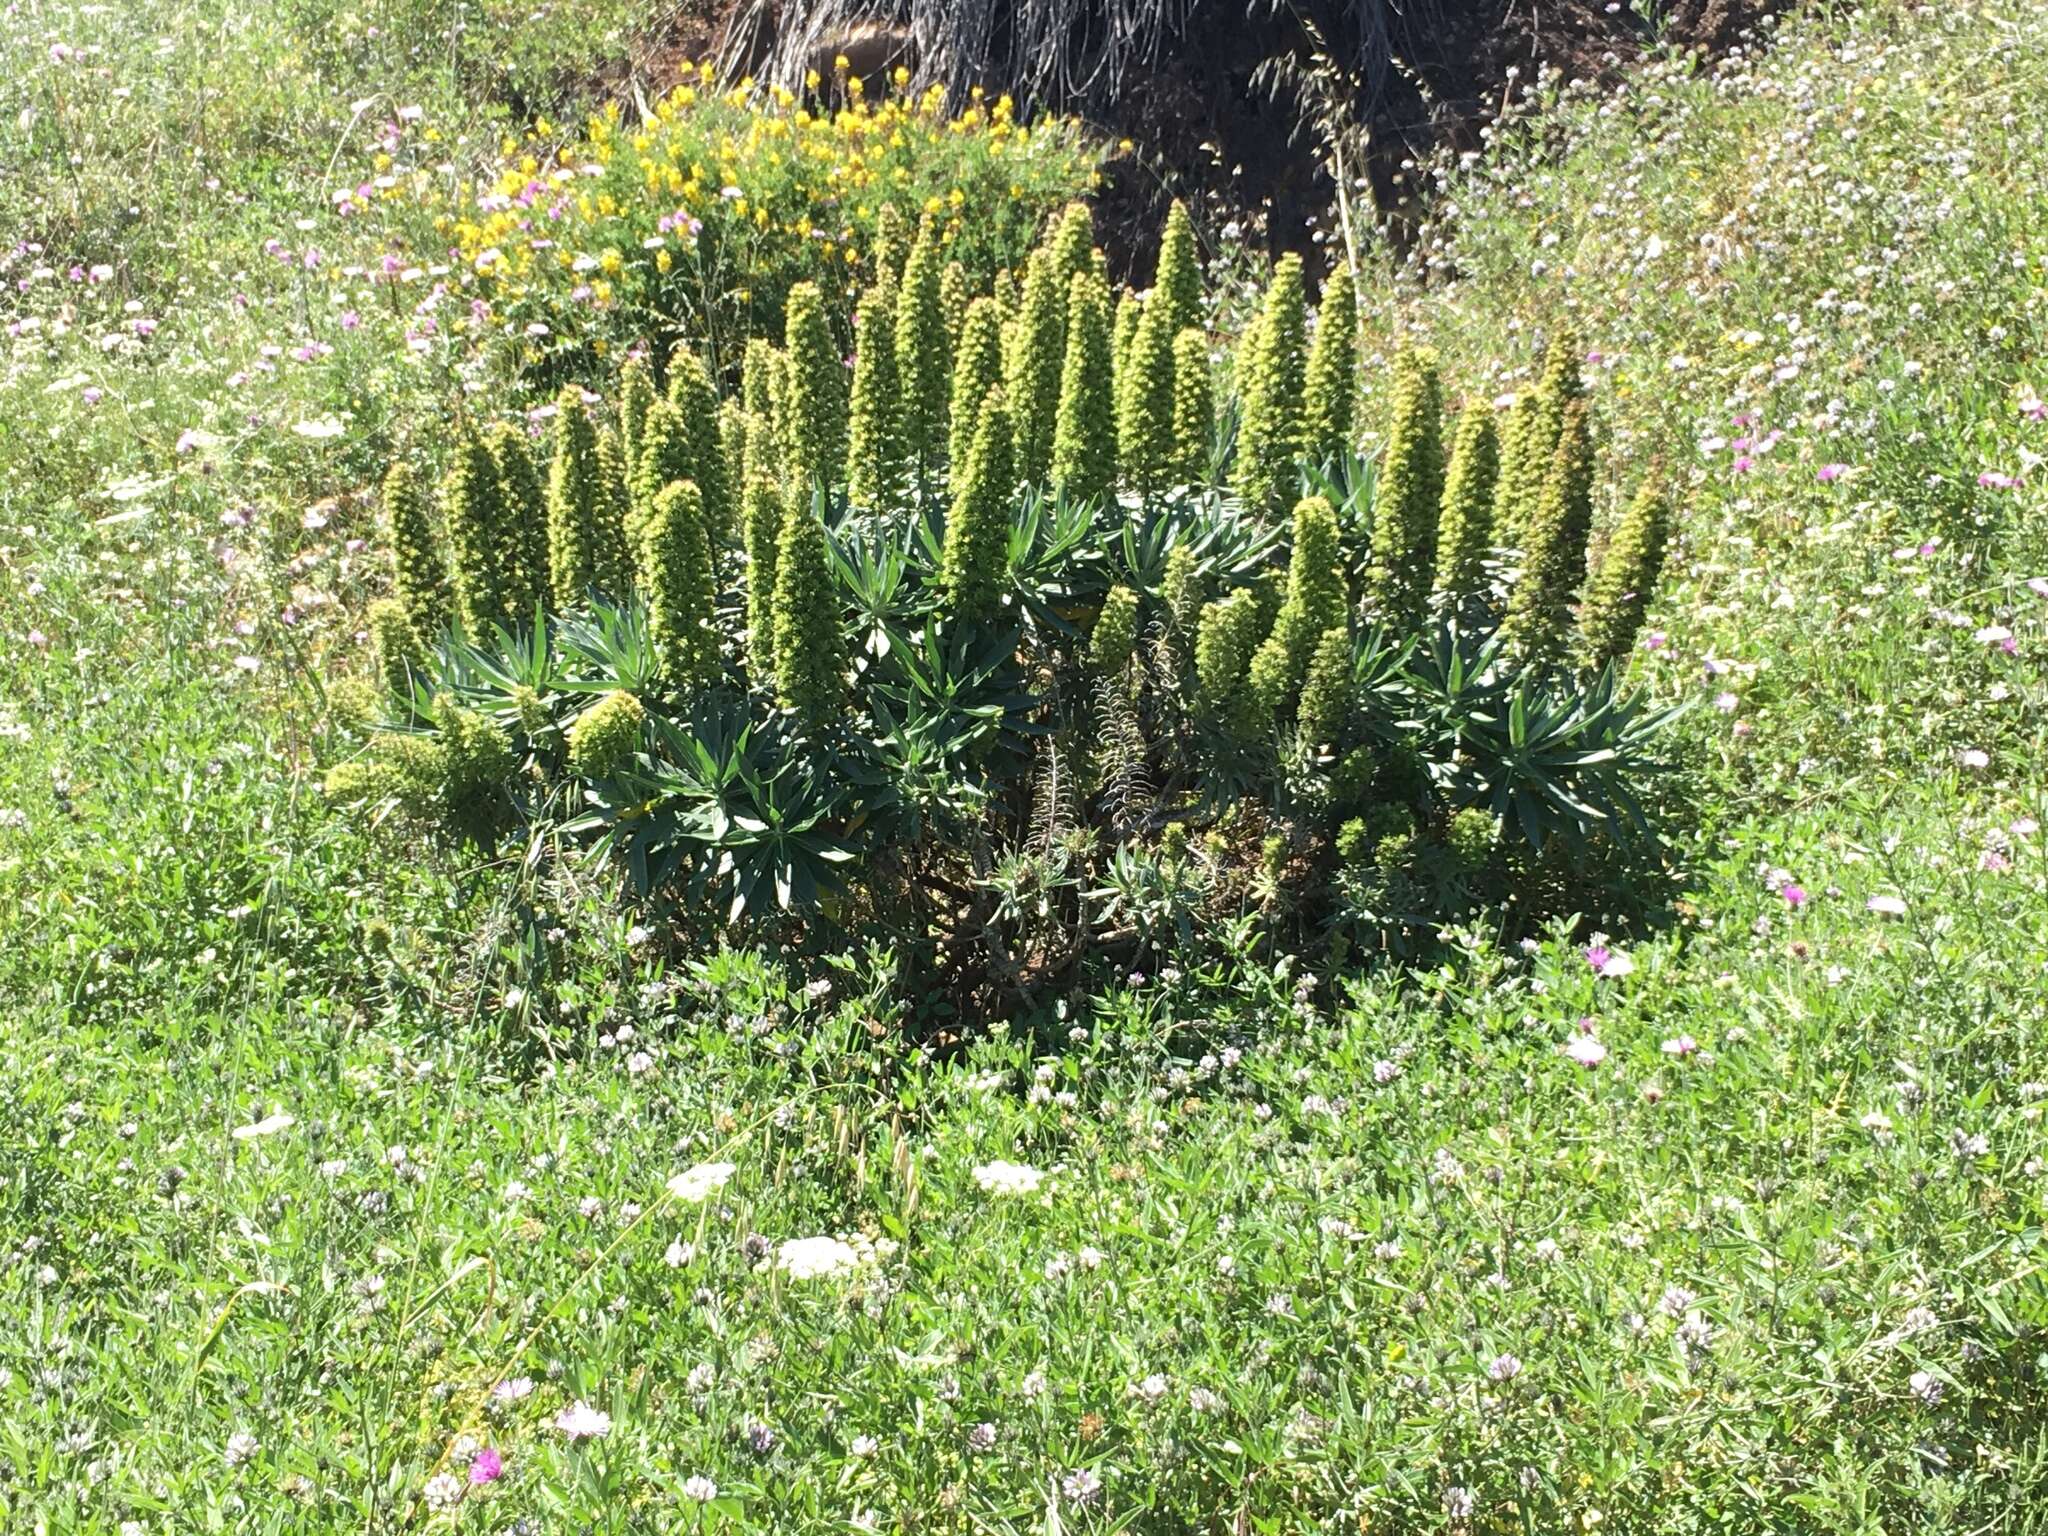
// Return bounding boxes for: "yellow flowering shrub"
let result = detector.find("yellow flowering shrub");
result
[430,69,1097,370]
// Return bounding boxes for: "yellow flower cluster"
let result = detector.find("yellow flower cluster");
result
[421,64,1095,357]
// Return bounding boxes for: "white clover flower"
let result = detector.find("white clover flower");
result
[682,1475,719,1501]
[229,1110,295,1141]
[776,1235,865,1280]
[554,1400,612,1439]
[972,1160,1045,1196]
[1565,1034,1609,1069]
[666,1161,735,1203]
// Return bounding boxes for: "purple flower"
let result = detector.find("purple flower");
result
[1817,463,1850,482]
[1586,946,1633,978]
[469,1447,504,1484]
[1782,883,1807,908]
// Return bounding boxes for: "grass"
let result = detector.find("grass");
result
[4,0,2048,1531]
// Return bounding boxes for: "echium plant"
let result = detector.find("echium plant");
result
[846,280,904,510]
[1232,254,1308,512]
[638,479,718,687]
[383,460,448,648]
[771,496,847,724]
[1431,397,1500,601]
[1301,263,1358,464]
[942,388,1015,625]
[782,281,847,505]
[1578,466,1671,670]
[741,447,783,676]
[566,690,645,777]
[949,297,1006,469]
[1169,327,1213,486]
[1360,348,1445,626]
[1047,201,1095,292]
[869,201,910,291]
[894,213,951,489]
[443,426,512,636]
[1005,246,1067,486]
[618,352,655,476]
[1116,295,1176,498]
[1195,589,1270,748]
[718,398,747,520]
[1295,625,1353,748]
[1112,288,1142,384]
[366,597,419,696]
[593,426,636,598]
[1248,494,1347,718]
[1151,200,1203,343]
[338,207,1683,966]
[1090,584,1141,677]
[1496,324,1584,544]
[740,338,783,481]
[546,387,603,610]
[486,422,549,616]
[939,259,972,343]
[1159,541,1206,684]
[667,348,731,540]
[1051,270,1116,503]
[632,398,692,549]
[1489,389,1538,547]
[1501,395,1596,665]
